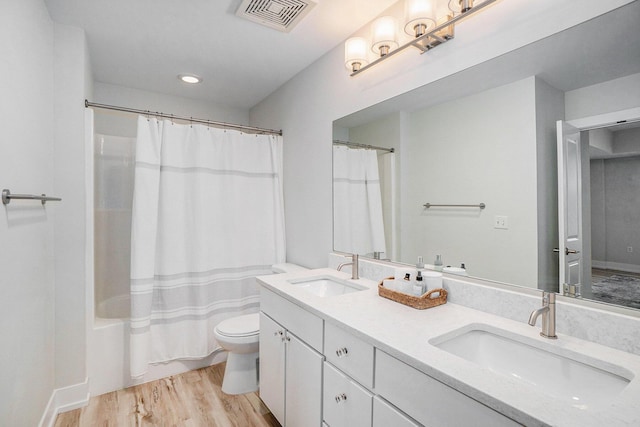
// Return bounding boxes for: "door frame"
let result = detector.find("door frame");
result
[562,107,640,296]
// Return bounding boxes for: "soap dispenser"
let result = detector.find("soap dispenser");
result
[434,254,443,272]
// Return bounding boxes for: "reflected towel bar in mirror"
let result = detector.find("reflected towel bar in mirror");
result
[2,189,62,205]
[423,203,486,209]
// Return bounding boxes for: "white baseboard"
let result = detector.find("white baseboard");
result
[592,260,608,269]
[39,378,90,427]
[592,260,640,274]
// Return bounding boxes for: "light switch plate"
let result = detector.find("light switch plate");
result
[494,215,509,229]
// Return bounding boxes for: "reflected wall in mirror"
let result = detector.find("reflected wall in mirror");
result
[333,2,640,310]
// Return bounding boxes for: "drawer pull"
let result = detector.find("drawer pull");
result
[335,347,349,357]
[334,393,347,403]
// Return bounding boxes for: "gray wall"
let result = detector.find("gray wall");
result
[402,78,539,286]
[0,1,56,424]
[591,156,640,271]
[53,22,93,390]
[250,0,631,270]
[535,77,564,291]
[590,159,607,263]
[93,82,250,138]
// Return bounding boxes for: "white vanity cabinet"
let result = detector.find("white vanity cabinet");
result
[324,322,374,388]
[372,396,420,427]
[260,289,324,427]
[323,322,419,427]
[375,350,520,427]
[323,362,372,427]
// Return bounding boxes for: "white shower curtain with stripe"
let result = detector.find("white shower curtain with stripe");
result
[333,146,386,256]
[130,116,285,378]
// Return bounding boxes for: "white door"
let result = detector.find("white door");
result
[259,313,286,425]
[557,120,583,296]
[285,332,324,427]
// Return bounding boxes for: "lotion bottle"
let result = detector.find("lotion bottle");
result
[413,270,425,296]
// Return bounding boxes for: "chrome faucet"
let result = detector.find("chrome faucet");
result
[337,253,359,280]
[528,291,557,339]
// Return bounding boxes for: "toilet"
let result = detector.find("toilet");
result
[214,263,307,395]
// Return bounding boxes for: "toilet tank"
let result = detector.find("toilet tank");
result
[271,263,308,274]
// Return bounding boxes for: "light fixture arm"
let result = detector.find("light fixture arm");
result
[350,0,497,76]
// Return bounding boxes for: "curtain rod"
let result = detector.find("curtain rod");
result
[333,139,395,153]
[85,100,283,136]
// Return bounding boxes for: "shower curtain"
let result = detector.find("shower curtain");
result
[130,116,285,378]
[333,145,386,256]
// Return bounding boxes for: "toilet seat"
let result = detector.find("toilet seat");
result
[215,313,259,338]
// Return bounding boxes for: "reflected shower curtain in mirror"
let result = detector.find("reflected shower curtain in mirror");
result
[333,146,386,256]
[130,116,285,378]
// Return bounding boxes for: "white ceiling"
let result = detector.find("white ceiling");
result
[44,0,396,110]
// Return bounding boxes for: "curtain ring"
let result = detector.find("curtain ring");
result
[145,110,150,122]
[190,117,193,128]
[170,114,174,125]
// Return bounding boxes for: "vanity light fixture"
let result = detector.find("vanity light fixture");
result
[371,16,399,57]
[178,74,202,84]
[404,0,436,38]
[345,0,496,76]
[344,37,369,73]
[448,0,475,13]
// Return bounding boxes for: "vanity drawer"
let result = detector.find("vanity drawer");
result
[374,350,519,427]
[323,362,373,427]
[260,288,323,352]
[324,322,374,388]
[372,396,420,427]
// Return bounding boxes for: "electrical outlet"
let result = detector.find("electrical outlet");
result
[494,215,508,229]
[628,246,633,253]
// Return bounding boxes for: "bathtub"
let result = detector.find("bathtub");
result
[89,295,226,396]
[95,293,130,319]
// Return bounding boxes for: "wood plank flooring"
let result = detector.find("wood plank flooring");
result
[55,362,281,427]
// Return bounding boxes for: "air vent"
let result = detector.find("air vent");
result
[236,0,317,33]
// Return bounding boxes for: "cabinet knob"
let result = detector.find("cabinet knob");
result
[334,393,347,404]
[285,336,291,342]
[274,330,284,337]
[335,347,349,357]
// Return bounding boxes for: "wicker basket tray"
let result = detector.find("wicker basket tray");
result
[378,277,447,310]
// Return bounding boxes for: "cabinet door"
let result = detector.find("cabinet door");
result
[285,332,324,427]
[259,313,286,425]
[375,350,519,427]
[323,362,372,427]
[373,396,420,427]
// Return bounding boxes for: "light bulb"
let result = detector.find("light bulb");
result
[371,16,398,57]
[344,37,369,73]
[404,0,436,37]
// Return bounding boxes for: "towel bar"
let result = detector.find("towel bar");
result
[423,203,486,209]
[2,189,62,205]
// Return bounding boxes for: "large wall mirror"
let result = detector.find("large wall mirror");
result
[333,2,640,311]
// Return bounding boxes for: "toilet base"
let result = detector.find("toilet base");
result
[221,351,259,395]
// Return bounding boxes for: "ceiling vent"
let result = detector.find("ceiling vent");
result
[235,0,317,33]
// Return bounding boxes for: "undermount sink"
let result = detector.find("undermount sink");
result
[288,276,367,297]
[430,324,632,409]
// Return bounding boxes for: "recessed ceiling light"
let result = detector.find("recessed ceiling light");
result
[178,74,202,84]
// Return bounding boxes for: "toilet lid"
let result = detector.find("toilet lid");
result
[216,313,260,337]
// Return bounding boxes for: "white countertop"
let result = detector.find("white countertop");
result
[257,268,640,427]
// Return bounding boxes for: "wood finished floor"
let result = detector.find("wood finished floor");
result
[55,362,281,427]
